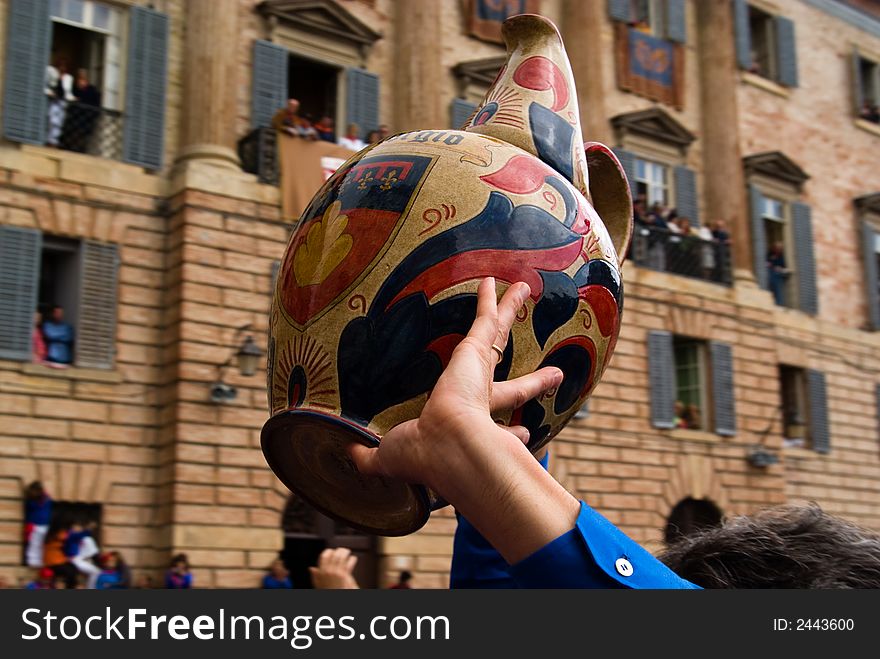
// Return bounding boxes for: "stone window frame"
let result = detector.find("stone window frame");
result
[258,0,382,133]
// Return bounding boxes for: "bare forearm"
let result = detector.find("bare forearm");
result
[427,423,580,565]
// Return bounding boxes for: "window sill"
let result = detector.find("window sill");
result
[740,71,791,99]
[21,362,121,383]
[666,428,720,443]
[783,446,824,460]
[854,118,880,138]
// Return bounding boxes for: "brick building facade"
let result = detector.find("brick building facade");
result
[0,0,879,588]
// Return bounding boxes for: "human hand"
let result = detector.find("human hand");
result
[309,547,359,589]
[349,278,563,496]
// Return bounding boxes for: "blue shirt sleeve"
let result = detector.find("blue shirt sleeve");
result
[450,453,699,589]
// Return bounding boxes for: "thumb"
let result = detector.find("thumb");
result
[348,443,381,476]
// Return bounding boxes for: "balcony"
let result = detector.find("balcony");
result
[238,127,279,185]
[51,103,124,161]
[630,224,732,286]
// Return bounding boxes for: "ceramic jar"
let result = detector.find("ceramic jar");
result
[261,14,633,535]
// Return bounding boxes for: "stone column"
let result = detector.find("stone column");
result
[562,0,611,145]
[175,0,241,169]
[696,0,752,281]
[393,0,443,132]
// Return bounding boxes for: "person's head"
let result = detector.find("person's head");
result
[101,553,118,570]
[69,521,83,533]
[50,305,63,322]
[660,503,880,588]
[770,241,783,255]
[269,559,288,578]
[366,129,381,144]
[53,578,66,589]
[111,550,126,568]
[677,217,691,230]
[37,567,54,585]
[25,481,45,500]
[134,574,154,589]
[674,400,684,416]
[318,115,333,129]
[286,98,300,114]
[170,553,189,572]
[346,122,360,139]
[76,68,89,85]
[713,219,726,231]
[378,124,390,138]
[398,570,412,584]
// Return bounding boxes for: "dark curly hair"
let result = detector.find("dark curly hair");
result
[659,503,880,589]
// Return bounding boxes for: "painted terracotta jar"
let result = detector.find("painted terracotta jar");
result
[261,14,633,536]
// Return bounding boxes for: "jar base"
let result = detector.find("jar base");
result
[260,409,431,536]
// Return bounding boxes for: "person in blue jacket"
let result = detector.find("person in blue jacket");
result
[42,304,74,365]
[350,278,698,589]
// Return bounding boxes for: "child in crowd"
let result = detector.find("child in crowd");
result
[165,553,192,589]
[25,567,56,590]
[95,552,129,589]
[23,481,52,567]
[262,558,293,589]
[63,521,101,588]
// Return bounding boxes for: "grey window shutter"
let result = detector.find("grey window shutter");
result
[2,0,51,144]
[792,201,818,315]
[852,48,864,115]
[76,241,118,369]
[450,98,477,129]
[806,369,830,454]
[732,0,752,70]
[251,40,288,129]
[863,222,880,329]
[608,0,631,22]
[346,68,380,139]
[710,341,736,436]
[648,330,676,429]
[774,15,798,87]
[665,0,687,44]
[123,6,169,169]
[0,226,41,360]
[674,165,699,226]
[612,148,637,194]
[749,184,768,289]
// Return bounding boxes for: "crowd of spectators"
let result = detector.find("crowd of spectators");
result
[631,194,732,282]
[271,97,388,150]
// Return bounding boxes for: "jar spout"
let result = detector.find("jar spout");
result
[463,14,590,203]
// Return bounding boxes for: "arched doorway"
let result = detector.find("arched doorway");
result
[281,496,378,588]
[664,497,723,546]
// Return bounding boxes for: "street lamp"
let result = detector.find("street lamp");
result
[210,324,264,403]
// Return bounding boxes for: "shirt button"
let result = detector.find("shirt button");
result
[615,557,634,577]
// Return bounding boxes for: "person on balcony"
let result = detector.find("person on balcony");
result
[59,69,101,153]
[42,304,74,367]
[767,241,790,306]
[45,55,74,147]
[314,115,336,143]
[272,98,318,140]
[338,123,366,151]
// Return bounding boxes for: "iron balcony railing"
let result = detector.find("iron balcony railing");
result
[238,127,278,185]
[54,103,124,161]
[629,224,732,286]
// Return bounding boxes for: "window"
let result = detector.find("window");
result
[673,336,707,431]
[760,195,795,308]
[664,497,722,545]
[634,158,670,207]
[648,331,736,436]
[2,1,168,167]
[733,1,798,88]
[746,6,775,79]
[854,51,880,123]
[857,194,880,329]
[779,365,808,448]
[608,0,686,43]
[0,226,118,368]
[779,367,830,453]
[744,152,815,314]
